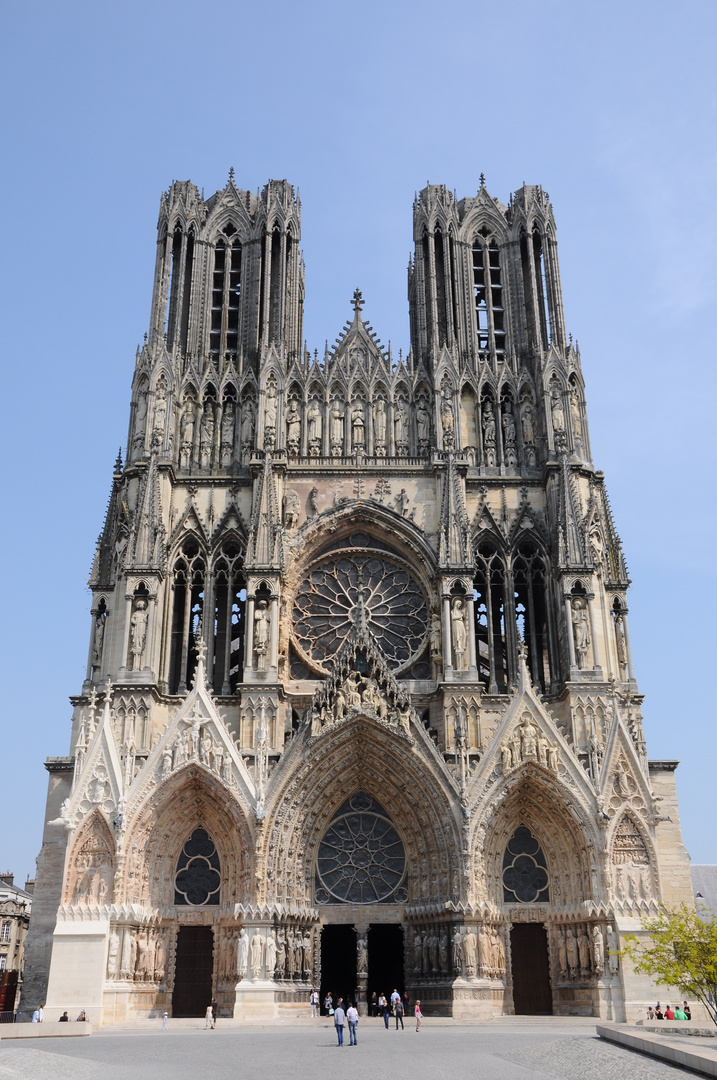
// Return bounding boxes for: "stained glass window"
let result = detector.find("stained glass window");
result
[502,825,549,903]
[174,827,221,906]
[315,792,407,905]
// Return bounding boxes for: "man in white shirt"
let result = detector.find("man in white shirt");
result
[310,988,319,1017]
[347,1003,359,1045]
[391,988,401,1010]
[32,1005,44,1023]
[334,998,346,1046]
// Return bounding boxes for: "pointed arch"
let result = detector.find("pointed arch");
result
[64,810,115,906]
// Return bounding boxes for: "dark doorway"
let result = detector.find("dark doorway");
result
[172,926,214,1017]
[367,923,404,1009]
[510,923,552,1015]
[320,924,357,1013]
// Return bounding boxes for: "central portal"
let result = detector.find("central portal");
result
[172,926,214,1017]
[367,924,404,1008]
[320,924,357,1012]
[510,923,552,1014]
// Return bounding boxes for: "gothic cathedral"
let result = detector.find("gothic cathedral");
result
[23,175,693,1023]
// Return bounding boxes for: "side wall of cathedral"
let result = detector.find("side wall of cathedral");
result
[21,176,695,1024]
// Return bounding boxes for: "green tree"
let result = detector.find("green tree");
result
[622,904,717,1024]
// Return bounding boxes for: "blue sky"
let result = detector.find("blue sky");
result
[1,0,715,878]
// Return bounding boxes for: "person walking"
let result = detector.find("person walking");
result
[324,991,333,1016]
[334,998,346,1046]
[32,1004,44,1023]
[415,999,422,1031]
[204,1003,213,1029]
[162,1011,169,1030]
[310,988,319,1017]
[210,999,218,1028]
[379,993,390,1029]
[347,1002,359,1045]
[395,998,404,1029]
[370,991,378,1017]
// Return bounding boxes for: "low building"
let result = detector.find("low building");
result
[691,866,717,918]
[0,874,33,1014]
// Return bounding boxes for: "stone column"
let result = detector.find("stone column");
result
[622,610,636,682]
[121,592,133,672]
[442,592,453,677]
[244,594,255,674]
[466,593,478,676]
[564,594,577,672]
[586,593,602,674]
[269,593,279,673]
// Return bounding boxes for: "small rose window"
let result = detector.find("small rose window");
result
[174,828,221,906]
[502,825,549,903]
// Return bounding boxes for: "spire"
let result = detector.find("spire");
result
[351,288,365,322]
[127,454,164,570]
[246,453,283,568]
[556,454,585,568]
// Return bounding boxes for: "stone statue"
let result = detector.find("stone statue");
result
[396,488,409,517]
[578,926,590,972]
[155,935,166,984]
[502,403,517,466]
[451,598,467,670]
[129,600,149,670]
[250,929,264,978]
[240,399,255,454]
[133,383,148,453]
[439,930,448,973]
[394,399,409,451]
[591,925,604,974]
[421,930,430,974]
[92,612,106,665]
[254,600,270,671]
[520,718,537,759]
[452,928,463,974]
[264,385,278,448]
[548,745,559,772]
[283,489,300,531]
[307,398,322,451]
[462,928,477,975]
[302,932,312,977]
[551,386,566,444]
[308,486,319,518]
[151,383,167,447]
[429,930,439,973]
[557,930,567,977]
[430,611,442,659]
[351,402,365,448]
[537,734,549,766]
[265,929,277,976]
[416,399,430,448]
[565,927,578,976]
[357,935,368,973]
[333,687,346,724]
[373,398,387,449]
[606,924,619,973]
[107,928,120,977]
[200,398,215,467]
[615,614,627,669]
[179,396,196,467]
[571,598,590,668]
[482,401,496,465]
[237,927,249,978]
[441,387,455,447]
[221,400,235,466]
[120,927,133,978]
[520,398,535,445]
[330,398,344,454]
[501,744,513,771]
[286,399,301,453]
[275,930,286,977]
[570,385,583,449]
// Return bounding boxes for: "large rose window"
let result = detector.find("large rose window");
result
[292,549,428,674]
[315,792,408,905]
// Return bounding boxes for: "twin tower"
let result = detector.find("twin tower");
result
[23,174,693,1025]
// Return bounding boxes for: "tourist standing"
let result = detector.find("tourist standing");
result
[415,999,422,1031]
[162,1011,169,1030]
[204,1003,213,1029]
[347,1002,359,1045]
[379,993,390,1028]
[395,998,404,1030]
[310,988,319,1017]
[32,1005,44,1023]
[334,998,346,1046]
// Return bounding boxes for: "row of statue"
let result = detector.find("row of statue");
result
[310,670,412,737]
[450,925,507,979]
[107,925,167,984]
[71,866,112,906]
[160,717,234,784]
[554,922,616,979]
[501,718,560,773]
[236,925,316,982]
[612,860,652,904]
[550,378,585,456]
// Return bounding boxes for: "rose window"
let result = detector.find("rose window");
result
[292,550,428,674]
[174,828,221,906]
[502,825,549,904]
[315,792,408,905]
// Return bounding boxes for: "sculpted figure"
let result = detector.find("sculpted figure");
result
[416,399,430,447]
[357,935,368,973]
[155,935,166,983]
[283,489,300,530]
[615,614,627,669]
[591,925,604,974]
[250,929,264,978]
[347,675,361,709]
[452,928,463,974]
[520,719,537,759]
[578,926,590,972]
[308,486,319,517]
[254,600,270,670]
[557,930,568,977]
[151,383,167,447]
[351,402,365,448]
[120,927,133,978]
[221,400,235,465]
[430,611,442,659]
[92,612,106,665]
[286,399,301,452]
[129,931,138,979]
[478,926,490,973]
[565,927,578,976]
[133,383,148,452]
[451,598,467,669]
[302,932,312,977]
[264,385,278,447]
[265,930,277,977]
[275,930,286,977]
[107,928,120,977]
[422,930,430,974]
[441,387,455,447]
[570,385,583,448]
[200,398,215,466]
[501,743,513,771]
[502,403,517,466]
[606,924,619,973]
[129,600,149,670]
[551,386,566,445]
[521,398,535,445]
[414,931,423,975]
[439,930,448,973]
[330,398,344,453]
[572,598,590,668]
[537,734,549,766]
[548,745,559,772]
[482,402,496,465]
[372,398,387,451]
[237,927,249,978]
[307,398,322,450]
[240,399,255,453]
[179,396,196,467]
[333,687,346,724]
[429,930,439,973]
[462,928,477,975]
[394,399,409,451]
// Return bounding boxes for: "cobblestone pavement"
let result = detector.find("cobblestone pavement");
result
[0,1020,698,1080]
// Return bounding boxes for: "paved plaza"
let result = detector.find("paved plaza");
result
[0,1018,701,1080]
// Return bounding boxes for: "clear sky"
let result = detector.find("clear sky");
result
[1,0,715,880]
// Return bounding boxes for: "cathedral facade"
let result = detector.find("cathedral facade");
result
[23,175,693,1023]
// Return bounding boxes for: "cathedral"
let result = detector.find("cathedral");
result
[22,174,694,1024]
